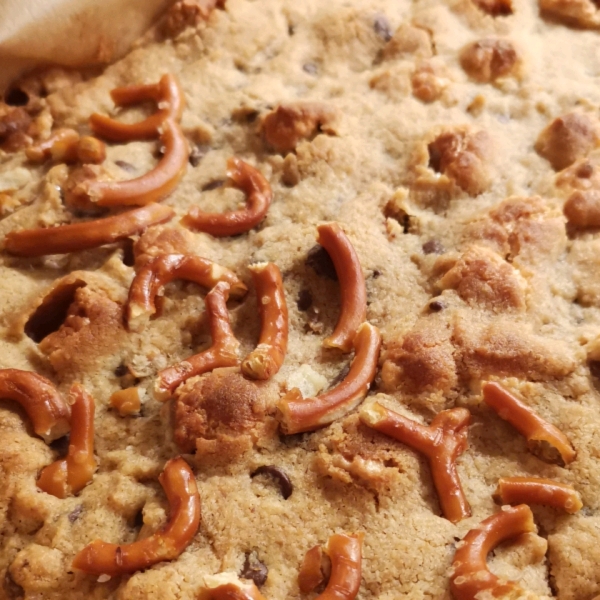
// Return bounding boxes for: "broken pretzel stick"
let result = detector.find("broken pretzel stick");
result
[72,456,200,576]
[241,262,288,380]
[155,281,241,400]
[359,402,471,523]
[483,381,576,466]
[278,322,380,434]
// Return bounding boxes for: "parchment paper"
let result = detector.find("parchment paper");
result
[0,0,174,92]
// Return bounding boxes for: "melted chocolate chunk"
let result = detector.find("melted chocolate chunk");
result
[429,300,445,312]
[68,505,84,524]
[4,88,29,107]
[297,289,313,312]
[202,179,225,191]
[240,552,268,587]
[251,465,293,499]
[422,239,445,255]
[373,15,393,41]
[306,245,338,280]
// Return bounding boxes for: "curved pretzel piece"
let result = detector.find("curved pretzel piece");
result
[278,322,381,434]
[155,281,241,400]
[450,505,536,600]
[483,381,576,466]
[298,545,326,593]
[317,223,366,353]
[495,477,582,514]
[75,119,188,207]
[5,203,175,257]
[0,369,70,442]
[200,573,268,600]
[183,158,272,236]
[90,74,185,141]
[316,533,363,600]
[241,263,288,380]
[72,456,200,576]
[126,253,247,332]
[37,385,97,498]
[359,402,471,523]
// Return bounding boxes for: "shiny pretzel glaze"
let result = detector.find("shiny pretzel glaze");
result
[450,505,536,600]
[360,403,471,523]
[241,262,288,380]
[278,322,381,434]
[200,573,268,600]
[74,119,188,207]
[109,387,142,416]
[37,385,97,498]
[184,157,272,236]
[155,281,241,400]
[72,457,201,576]
[126,253,247,332]
[0,369,70,442]
[316,533,363,600]
[483,381,576,466]
[298,545,326,593]
[4,203,175,257]
[90,74,185,141]
[495,477,583,514]
[317,223,367,353]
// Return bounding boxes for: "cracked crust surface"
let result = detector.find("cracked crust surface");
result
[1,0,600,598]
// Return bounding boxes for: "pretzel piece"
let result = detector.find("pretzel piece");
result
[241,263,288,380]
[317,223,366,353]
[184,158,272,236]
[110,387,141,416]
[483,381,576,466]
[278,322,381,434]
[298,545,326,593]
[360,402,471,523]
[200,573,268,600]
[0,369,70,442]
[450,505,536,600]
[495,477,582,514]
[316,533,363,600]
[90,74,185,141]
[37,384,97,498]
[72,456,200,576]
[126,253,247,331]
[5,203,175,257]
[74,119,188,207]
[155,281,241,400]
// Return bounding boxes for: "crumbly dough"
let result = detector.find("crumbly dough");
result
[1,0,600,598]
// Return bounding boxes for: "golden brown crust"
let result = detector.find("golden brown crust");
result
[535,112,600,171]
[173,370,269,455]
[261,102,338,154]
[460,38,519,83]
[426,129,493,196]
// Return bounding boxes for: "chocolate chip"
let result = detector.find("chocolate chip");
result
[68,505,83,523]
[188,146,204,167]
[3,571,24,599]
[329,363,351,388]
[297,289,313,312]
[306,245,338,280]
[251,465,293,499]
[422,239,445,255]
[202,179,225,191]
[4,88,29,107]
[303,63,318,75]
[240,552,268,587]
[115,160,136,173]
[428,142,442,173]
[50,434,70,456]
[589,360,600,379]
[133,509,144,529]
[372,269,381,278]
[373,15,393,41]
[114,363,129,377]
[429,300,445,312]
[121,238,135,267]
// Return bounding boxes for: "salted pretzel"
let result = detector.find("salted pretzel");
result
[360,402,471,523]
